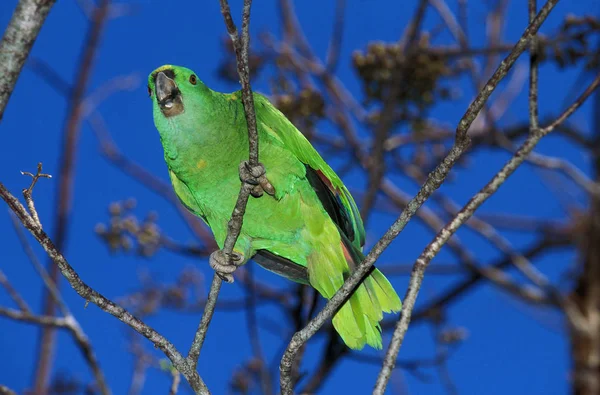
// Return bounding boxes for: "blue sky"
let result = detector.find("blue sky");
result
[1,0,599,394]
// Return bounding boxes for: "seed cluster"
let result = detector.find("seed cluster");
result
[95,199,161,257]
[352,39,453,112]
[541,15,600,70]
[273,88,325,129]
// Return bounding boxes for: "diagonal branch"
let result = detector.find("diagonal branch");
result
[0,269,30,313]
[374,69,600,393]
[280,0,561,392]
[0,307,69,327]
[0,181,209,394]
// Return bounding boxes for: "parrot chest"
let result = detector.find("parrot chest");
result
[162,122,318,252]
[166,139,246,217]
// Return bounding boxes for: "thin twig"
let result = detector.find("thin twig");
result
[62,315,111,395]
[9,211,69,316]
[374,68,599,394]
[219,0,259,259]
[0,384,17,395]
[186,0,258,371]
[280,1,560,393]
[0,306,69,327]
[186,275,222,369]
[245,264,273,395]
[492,131,600,197]
[20,162,51,228]
[0,182,209,394]
[34,1,112,390]
[529,0,539,130]
[0,305,111,395]
[0,269,30,312]
[324,0,347,73]
[169,371,181,395]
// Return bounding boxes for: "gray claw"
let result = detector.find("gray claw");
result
[238,161,275,197]
[245,161,265,178]
[259,177,275,196]
[230,252,244,267]
[250,185,264,198]
[239,161,260,185]
[216,272,234,283]
[209,250,243,283]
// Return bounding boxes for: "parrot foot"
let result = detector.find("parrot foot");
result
[209,249,243,283]
[239,161,275,198]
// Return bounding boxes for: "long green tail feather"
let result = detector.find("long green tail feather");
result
[330,238,402,350]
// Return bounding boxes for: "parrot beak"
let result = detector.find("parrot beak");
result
[154,71,184,117]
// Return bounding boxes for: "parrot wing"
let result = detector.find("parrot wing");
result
[254,93,366,249]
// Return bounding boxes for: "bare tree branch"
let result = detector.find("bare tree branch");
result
[0,384,18,395]
[529,0,539,130]
[0,269,30,313]
[8,214,112,394]
[324,0,346,73]
[374,68,600,394]
[280,1,562,393]
[34,1,112,390]
[186,0,258,372]
[0,0,57,122]
[244,264,273,395]
[0,179,210,394]
[0,306,111,395]
[169,371,181,395]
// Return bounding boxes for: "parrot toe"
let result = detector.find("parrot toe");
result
[209,250,245,283]
[239,161,275,197]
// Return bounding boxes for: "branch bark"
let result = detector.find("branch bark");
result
[186,0,258,372]
[8,212,110,394]
[374,65,600,394]
[0,182,210,394]
[280,1,561,393]
[0,0,57,122]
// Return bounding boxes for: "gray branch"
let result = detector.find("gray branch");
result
[186,0,257,373]
[0,0,57,122]
[0,181,210,394]
[280,0,561,393]
[374,33,600,395]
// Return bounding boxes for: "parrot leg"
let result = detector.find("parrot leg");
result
[209,249,244,283]
[239,161,275,198]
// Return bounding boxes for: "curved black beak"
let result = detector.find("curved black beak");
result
[154,71,183,116]
[155,72,178,104]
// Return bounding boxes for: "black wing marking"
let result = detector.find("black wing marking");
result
[304,164,355,243]
[253,250,310,285]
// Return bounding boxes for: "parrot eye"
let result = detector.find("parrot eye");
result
[147,85,152,97]
[189,74,197,85]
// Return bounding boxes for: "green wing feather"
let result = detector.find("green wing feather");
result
[253,93,366,249]
[254,93,401,349]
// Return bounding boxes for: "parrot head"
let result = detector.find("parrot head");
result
[148,65,207,120]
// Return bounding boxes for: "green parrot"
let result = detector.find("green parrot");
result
[147,64,401,350]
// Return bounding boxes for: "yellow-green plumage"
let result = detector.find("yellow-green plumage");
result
[148,65,401,350]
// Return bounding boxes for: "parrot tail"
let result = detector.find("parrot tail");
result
[330,236,402,350]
